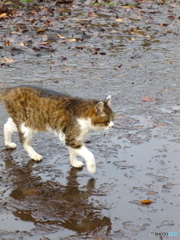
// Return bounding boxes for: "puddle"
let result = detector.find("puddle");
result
[0,0,180,239]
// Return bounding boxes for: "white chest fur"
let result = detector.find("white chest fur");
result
[77,118,92,141]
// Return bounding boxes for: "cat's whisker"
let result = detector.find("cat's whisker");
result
[100,129,109,139]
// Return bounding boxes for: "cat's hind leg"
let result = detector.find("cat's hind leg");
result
[20,124,42,161]
[4,118,17,148]
[68,148,84,168]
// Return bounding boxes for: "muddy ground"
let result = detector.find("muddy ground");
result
[0,0,180,239]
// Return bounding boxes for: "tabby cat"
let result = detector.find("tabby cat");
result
[1,86,114,173]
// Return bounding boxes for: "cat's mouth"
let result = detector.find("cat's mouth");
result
[98,122,114,131]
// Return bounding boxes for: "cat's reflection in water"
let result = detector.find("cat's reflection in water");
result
[3,156,112,235]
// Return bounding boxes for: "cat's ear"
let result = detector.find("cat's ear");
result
[95,102,104,115]
[106,95,111,106]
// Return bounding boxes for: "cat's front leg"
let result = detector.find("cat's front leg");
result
[68,148,84,168]
[71,145,96,174]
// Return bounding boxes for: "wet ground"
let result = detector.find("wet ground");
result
[0,0,180,239]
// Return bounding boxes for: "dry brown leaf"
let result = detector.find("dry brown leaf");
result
[1,58,13,64]
[132,125,143,129]
[141,97,153,102]
[73,17,92,21]
[115,18,123,22]
[68,38,77,42]
[110,30,118,34]
[61,68,72,72]
[38,6,48,12]
[154,123,166,128]
[168,15,176,19]
[19,42,24,47]
[56,34,66,39]
[132,30,142,34]
[37,28,45,33]
[115,115,125,118]
[122,6,132,8]
[25,189,37,196]
[4,41,10,46]
[0,13,8,19]
[146,191,158,195]
[140,10,146,14]
[140,200,153,204]
[39,42,49,45]
[88,12,96,17]
[10,31,18,34]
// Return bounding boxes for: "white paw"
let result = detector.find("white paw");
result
[31,153,43,161]
[87,163,96,174]
[5,142,17,149]
[72,160,83,168]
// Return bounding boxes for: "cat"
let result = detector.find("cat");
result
[1,86,114,173]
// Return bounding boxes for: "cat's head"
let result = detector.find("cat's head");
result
[90,95,114,130]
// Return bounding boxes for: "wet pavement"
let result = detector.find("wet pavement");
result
[0,0,180,239]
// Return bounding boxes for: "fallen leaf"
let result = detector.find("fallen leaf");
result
[0,13,8,19]
[168,15,176,19]
[39,42,49,45]
[131,29,142,34]
[73,17,92,21]
[141,97,153,102]
[115,18,123,22]
[10,31,18,34]
[1,58,13,64]
[11,9,18,17]
[146,191,158,195]
[38,6,48,12]
[140,10,146,14]
[25,189,37,196]
[37,28,45,33]
[76,46,84,50]
[160,23,169,27]
[67,38,77,42]
[4,41,10,46]
[154,123,166,128]
[19,42,24,46]
[88,12,96,17]
[61,68,72,72]
[115,115,125,118]
[56,34,66,39]
[132,125,144,129]
[122,5,136,8]
[110,30,118,34]
[140,200,153,204]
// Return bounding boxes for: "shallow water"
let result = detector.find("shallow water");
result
[0,1,180,239]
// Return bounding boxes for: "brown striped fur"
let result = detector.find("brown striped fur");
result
[1,86,114,173]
